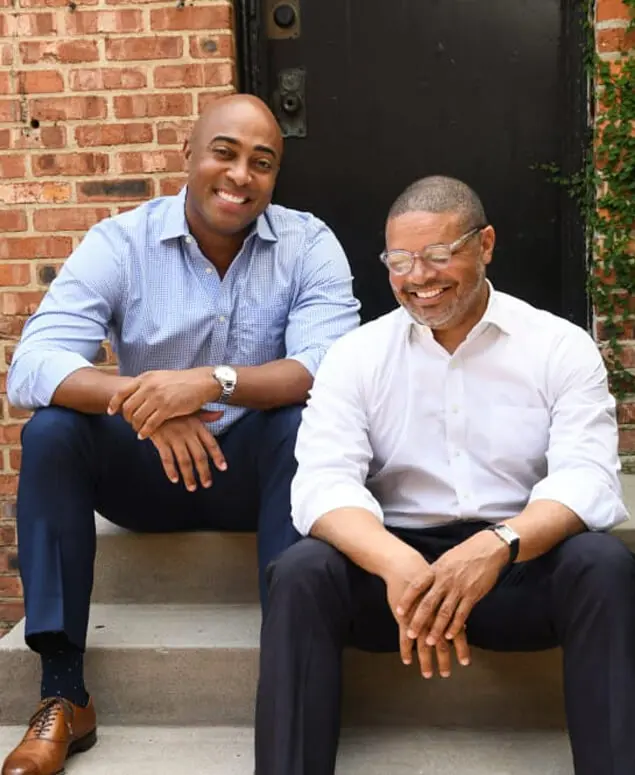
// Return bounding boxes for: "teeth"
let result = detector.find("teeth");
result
[217,190,248,204]
[414,288,446,299]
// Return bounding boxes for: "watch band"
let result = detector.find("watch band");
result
[213,366,237,404]
[487,523,520,565]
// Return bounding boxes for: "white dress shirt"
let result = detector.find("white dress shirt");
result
[292,284,628,535]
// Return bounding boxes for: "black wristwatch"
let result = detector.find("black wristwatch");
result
[487,523,520,566]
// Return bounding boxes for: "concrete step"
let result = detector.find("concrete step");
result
[0,603,564,729]
[92,517,258,604]
[92,474,635,605]
[0,725,574,774]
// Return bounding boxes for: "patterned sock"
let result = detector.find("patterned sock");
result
[40,643,89,708]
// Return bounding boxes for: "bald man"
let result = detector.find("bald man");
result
[3,94,360,775]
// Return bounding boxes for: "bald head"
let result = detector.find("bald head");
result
[190,94,283,158]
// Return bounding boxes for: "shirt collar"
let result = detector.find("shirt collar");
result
[409,280,514,343]
[159,186,278,244]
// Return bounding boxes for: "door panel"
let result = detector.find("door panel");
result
[238,0,587,324]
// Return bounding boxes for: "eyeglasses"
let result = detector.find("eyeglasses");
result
[379,226,486,276]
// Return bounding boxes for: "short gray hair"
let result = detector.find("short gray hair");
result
[388,175,487,230]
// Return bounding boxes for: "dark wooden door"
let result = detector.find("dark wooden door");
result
[237,0,588,324]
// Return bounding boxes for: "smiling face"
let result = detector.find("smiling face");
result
[385,210,495,333]
[183,96,283,240]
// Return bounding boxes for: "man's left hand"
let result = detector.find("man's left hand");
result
[108,367,222,437]
[396,529,510,649]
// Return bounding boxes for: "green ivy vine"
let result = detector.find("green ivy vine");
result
[542,1,634,398]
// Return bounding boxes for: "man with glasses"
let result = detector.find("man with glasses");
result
[255,175,634,775]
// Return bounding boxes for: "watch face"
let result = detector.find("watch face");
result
[216,366,236,384]
[497,524,519,544]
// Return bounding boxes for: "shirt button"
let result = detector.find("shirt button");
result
[184,235,193,244]
[205,267,213,275]
[451,405,459,413]
[218,315,226,323]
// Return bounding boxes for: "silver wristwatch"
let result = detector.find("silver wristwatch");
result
[212,365,238,404]
[487,523,520,565]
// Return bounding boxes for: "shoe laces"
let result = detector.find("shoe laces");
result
[29,698,70,738]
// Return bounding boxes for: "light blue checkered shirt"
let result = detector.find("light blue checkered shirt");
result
[8,187,361,434]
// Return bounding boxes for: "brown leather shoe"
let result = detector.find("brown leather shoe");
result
[2,697,97,775]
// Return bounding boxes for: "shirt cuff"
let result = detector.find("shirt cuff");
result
[528,469,629,531]
[286,347,325,379]
[20,352,94,408]
[291,481,384,536]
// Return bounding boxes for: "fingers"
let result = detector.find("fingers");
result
[445,598,475,642]
[185,434,213,489]
[399,623,413,666]
[108,379,141,416]
[452,628,471,667]
[434,637,452,678]
[416,633,434,679]
[425,592,460,646]
[405,582,445,640]
[396,572,435,620]
[152,436,179,484]
[198,426,227,472]
[137,410,164,441]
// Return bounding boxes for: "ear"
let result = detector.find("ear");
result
[480,225,496,266]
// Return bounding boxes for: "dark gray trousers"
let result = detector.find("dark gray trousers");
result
[255,521,635,775]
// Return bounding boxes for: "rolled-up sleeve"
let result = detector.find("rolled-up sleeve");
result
[7,223,123,410]
[528,326,628,531]
[285,225,360,377]
[291,332,383,536]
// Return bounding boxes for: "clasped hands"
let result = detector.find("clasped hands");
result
[107,368,227,491]
[386,531,509,679]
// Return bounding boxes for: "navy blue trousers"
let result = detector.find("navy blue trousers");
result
[256,523,635,775]
[17,405,303,651]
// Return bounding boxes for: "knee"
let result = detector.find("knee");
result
[555,531,635,594]
[268,537,346,600]
[21,406,90,456]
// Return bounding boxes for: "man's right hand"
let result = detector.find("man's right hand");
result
[383,554,471,678]
[149,411,227,491]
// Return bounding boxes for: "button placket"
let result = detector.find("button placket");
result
[445,359,470,516]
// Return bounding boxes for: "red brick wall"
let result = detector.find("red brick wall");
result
[0,0,633,636]
[0,0,236,636]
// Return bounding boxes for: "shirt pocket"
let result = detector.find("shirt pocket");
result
[483,406,550,468]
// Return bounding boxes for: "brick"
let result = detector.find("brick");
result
[198,89,234,113]
[597,0,632,22]
[20,40,99,65]
[20,0,97,6]
[66,9,143,34]
[0,44,12,67]
[32,152,109,177]
[0,182,71,204]
[0,576,22,597]
[618,402,635,425]
[159,176,186,196]
[0,265,31,287]
[618,344,635,369]
[189,34,234,59]
[0,426,23,445]
[157,120,194,145]
[9,125,67,150]
[150,6,231,31]
[7,402,31,419]
[77,178,153,202]
[17,70,65,94]
[619,428,635,455]
[0,315,28,337]
[33,207,110,230]
[114,93,192,119]
[5,11,57,35]
[153,62,233,89]
[597,26,635,54]
[0,72,12,95]
[596,319,634,340]
[0,100,20,123]
[0,523,16,544]
[8,448,21,471]
[29,96,107,121]
[0,129,8,148]
[116,150,184,174]
[0,602,25,625]
[0,237,72,261]
[36,263,62,285]
[75,123,152,147]
[0,156,26,179]
[0,212,28,233]
[105,36,182,61]
[69,67,147,92]
[33,207,110,232]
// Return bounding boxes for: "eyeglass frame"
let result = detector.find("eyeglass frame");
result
[379,225,488,275]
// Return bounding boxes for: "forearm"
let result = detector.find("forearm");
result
[227,359,313,410]
[506,499,586,563]
[311,507,422,580]
[52,368,135,414]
